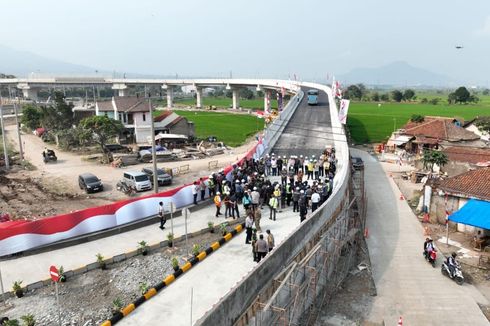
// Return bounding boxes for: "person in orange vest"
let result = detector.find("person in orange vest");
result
[214,191,222,217]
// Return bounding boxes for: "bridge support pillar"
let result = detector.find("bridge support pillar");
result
[166,86,174,109]
[17,84,39,101]
[112,83,128,97]
[232,88,240,110]
[264,89,271,114]
[196,86,203,109]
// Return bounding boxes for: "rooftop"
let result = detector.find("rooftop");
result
[402,116,479,142]
[437,167,490,201]
[443,146,490,164]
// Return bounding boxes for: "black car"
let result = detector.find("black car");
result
[103,144,131,153]
[351,156,364,170]
[141,167,172,186]
[78,173,104,193]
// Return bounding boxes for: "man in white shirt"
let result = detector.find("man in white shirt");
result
[192,181,199,205]
[245,214,254,244]
[311,191,321,212]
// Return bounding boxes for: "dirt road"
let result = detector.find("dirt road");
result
[3,124,255,218]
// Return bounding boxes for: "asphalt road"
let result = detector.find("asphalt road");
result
[352,148,489,325]
[271,87,333,158]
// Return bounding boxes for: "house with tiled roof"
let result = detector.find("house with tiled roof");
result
[401,117,481,152]
[440,146,490,176]
[425,168,490,232]
[95,97,194,143]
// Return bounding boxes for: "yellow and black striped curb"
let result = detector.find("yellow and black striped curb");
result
[0,222,242,302]
[100,222,245,326]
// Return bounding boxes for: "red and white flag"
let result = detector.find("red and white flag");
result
[338,99,350,124]
[335,81,342,99]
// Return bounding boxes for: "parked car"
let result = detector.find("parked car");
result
[78,173,104,193]
[142,167,173,186]
[104,144,131,153]
[351,156,364,170]
[123,171,152,192]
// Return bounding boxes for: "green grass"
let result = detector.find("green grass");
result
[174,97,278,110]
[348,101,490,144]
[173,110,262,147]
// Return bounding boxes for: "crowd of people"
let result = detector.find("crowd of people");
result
[190,145,337,262]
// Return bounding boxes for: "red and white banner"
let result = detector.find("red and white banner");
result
[0,141,264,257]
[338,99,350,125]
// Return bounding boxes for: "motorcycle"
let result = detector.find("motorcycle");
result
[116,180,136,196]
[441,260,464,285]
[423,249,437,267]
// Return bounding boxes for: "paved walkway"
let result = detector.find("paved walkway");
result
[0,203,237,288]
[352,149,489,325]
[119,204,301,325]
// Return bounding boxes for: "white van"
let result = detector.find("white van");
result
[123,171,152,192]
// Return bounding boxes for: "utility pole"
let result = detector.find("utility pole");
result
[0,100,9,169]
[8,87,23,161]
[148,93,158,193]
[14,100,24,161]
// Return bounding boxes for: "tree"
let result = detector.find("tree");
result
[371,92,380,102]
[391,90,403,102]
[410,114,424,123]
[239,88,254,100]
[429,98,441,105]
[39,92,76,130]
[482,89,490,96]
[447,92,457,104]
[449,86,470,104]
[469,94,479,103]
[21,104,42,130]
[380,94,390,102]
[422,150,448,172]
[225,90,232,98]
[214,88,224,97]
[344,85,362,100]
[475,116,490,135]
[79,116,124,156]
[420,98,428,104]
[403,89,415,101]
[357,83,367,99]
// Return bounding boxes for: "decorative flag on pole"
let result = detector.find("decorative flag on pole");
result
[335,80,342,99]
[331,76,337,98]
[277,92,283,112]
[338,99,350,124]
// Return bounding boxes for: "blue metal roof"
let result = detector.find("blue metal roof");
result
[449,199,490,229]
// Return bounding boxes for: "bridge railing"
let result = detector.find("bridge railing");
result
[261,90,304,155]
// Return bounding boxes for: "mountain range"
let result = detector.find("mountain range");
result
[0,45,454,86]
[0,44,100,76]
[338,61,453,87]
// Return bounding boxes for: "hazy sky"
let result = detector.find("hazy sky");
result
[1,0,490,83]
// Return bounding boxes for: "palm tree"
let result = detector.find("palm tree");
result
[422,149,449,172]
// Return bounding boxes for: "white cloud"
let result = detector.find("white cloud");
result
[474,15,490,37]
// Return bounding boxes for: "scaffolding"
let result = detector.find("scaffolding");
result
[236,169,366,326]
